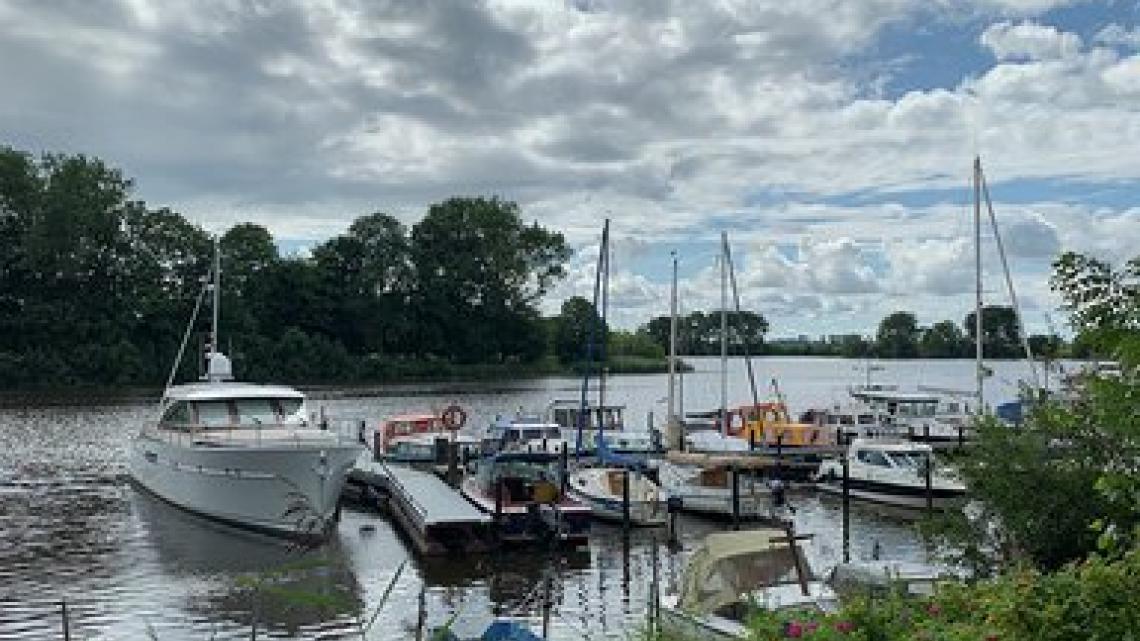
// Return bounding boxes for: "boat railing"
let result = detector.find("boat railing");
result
[156,419,362,449]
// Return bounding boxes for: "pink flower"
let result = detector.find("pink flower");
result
[785,620,803,638]
[834,620,855,634]
[806,621,820,632]
[985,636,999,641]
[926,603,941,616]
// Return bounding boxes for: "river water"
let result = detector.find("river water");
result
[0,357,1044,640]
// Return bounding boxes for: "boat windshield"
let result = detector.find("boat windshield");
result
[885,451,932,468]
[161,397,304,429]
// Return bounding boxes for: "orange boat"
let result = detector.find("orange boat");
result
[727,402,837,447]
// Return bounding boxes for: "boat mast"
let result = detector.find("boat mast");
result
[974,157,984,413]
[211,235,221,356]
[720,231,729,437]
[979,163,1040,390]
[723,233,759,408]
[667,251,678,426]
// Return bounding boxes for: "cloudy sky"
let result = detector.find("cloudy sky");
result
[3,1,1139,336]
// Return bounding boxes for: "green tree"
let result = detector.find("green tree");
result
[876,311,919,358]
[964,305,1022,359]
[553,296,605,364]
[919,320,967,358]
[410,197,569,363]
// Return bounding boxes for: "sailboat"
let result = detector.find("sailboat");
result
[565,219,666,526]
[128,239,361,540]
[656,233,779,519]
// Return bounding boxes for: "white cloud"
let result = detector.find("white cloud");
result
[980,21,1082,61]
[1095,23,1140,49]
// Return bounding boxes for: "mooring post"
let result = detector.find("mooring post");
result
[776,433,784,480]
[494,477,504,541]
[560,446,569,494]
[908,422,915,440]
[651,535,660,632]
[958,422,965,450]
[749,425,756,452]
[60,599,70,641]
[841,434,851,563]
[447,440,459,487]
[667,496,681,548]
[416,582,427,641]
[622,468,631,534]
[541,574,552,639]
[731,465,740,531]
[925,450,934,516]
[923,423,930,443]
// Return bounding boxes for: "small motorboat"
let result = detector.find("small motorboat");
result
[813,438,967,510]
[566,466,665,526]
[459,451,590,545]
[655,458,774,520]
[659,528,838,640]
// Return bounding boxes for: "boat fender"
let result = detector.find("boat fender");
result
[441,404,467,429]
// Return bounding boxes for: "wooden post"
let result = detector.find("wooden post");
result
[731,465,740,530]
[446,435,460,485]
[541,574,552,639]
[908,422,915,440]
[958,422,965,450]
[749,426,756,452]
[667,496,681,547]
[622,468,631,533]
[494,477,504,540]
[653,535,662,630]
[925,451,934,516]
[61,599,70,641]
[923,423,930,443]
[841,435,851,563]
[416,582,427,641]
[560,446,569,494]
[776,433,784,480]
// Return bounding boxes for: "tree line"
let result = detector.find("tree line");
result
[0,147,595,387]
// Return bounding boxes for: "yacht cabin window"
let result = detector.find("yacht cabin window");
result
[235,399,277,426]
[856,449,891,467]
[195,401,232,427]
[858,414,876,425]
[161,401,192,427]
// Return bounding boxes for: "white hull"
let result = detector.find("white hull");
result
[815,482,963,510]
[129,433,360,538]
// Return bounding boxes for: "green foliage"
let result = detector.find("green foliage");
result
[642,310,768,356]
[0,147,583,387]
[554,296,606,364]
[876,311,919,358]
[739,548,1140,641]
[919,320,967,358]
[964,305,1024,359]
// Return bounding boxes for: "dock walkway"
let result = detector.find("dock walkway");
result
[347,453,492,556]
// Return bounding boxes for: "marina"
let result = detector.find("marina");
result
[0,357,1038,640]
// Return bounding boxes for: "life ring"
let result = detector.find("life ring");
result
[441,404,466,430]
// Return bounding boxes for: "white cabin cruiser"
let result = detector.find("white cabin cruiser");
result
[128,243,360,540]
[567,466,665,526]
[814,439,966,510]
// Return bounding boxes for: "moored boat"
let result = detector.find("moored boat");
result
[566,465,665,526]
[459,451,590,545]
[813,438,967,510]
[129,241,360,541]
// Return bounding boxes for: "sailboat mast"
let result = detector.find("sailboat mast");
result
[667,252,678,425]
[720,231,729,437]
[974,157,984,412]
[212,235,221,356]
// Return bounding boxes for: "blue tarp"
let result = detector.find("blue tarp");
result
[480,620,543,641]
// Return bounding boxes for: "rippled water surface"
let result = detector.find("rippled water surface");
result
[0,357,1044,640]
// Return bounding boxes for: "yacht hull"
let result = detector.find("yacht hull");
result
[815,480,965,510]
[129,435,360,539]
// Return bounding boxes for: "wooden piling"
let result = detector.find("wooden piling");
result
[841,434,851,563]
[731,465,740,531]
[60,599,70,641]
[925,451,934,515]
[622,468,631,533]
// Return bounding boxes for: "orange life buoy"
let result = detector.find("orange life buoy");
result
[441,404,466,430]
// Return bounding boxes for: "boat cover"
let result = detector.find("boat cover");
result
[678,529,802,615]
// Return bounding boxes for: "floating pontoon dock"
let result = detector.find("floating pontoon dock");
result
[346,454,492,556]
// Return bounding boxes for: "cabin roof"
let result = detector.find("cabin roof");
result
[851,390,938,402]
[163,382,304,402]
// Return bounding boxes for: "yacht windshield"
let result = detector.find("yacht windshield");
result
[886,451,931,468]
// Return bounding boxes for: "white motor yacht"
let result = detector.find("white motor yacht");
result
[128,242,360,540]
[813,438,966,510]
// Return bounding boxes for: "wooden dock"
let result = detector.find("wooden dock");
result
[346,453,492,556]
